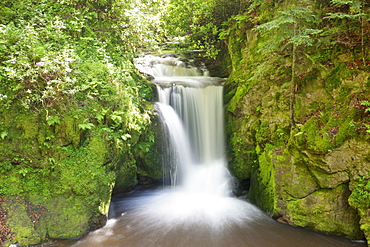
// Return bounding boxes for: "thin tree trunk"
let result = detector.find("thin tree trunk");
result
[290,24,297,127]
[361,14,366,67]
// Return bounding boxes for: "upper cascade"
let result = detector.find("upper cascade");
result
[134,54,209,78]
[135,54,225,88]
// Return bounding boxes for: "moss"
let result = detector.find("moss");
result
[56,114,81,147]
[225,111,258,181]
[286,184,363,239]
[325,64,342,91]
[299,106,359,154]
[310,169,349,188]
[0,107,124,245]
[134,120,162,181]
[226,84,251,113]
[2,199,45,246]
[41,196,92,239]
[349,177,370,241]
[249,145,276,214]
[114,162,138,192]
[366,76,370,87]
[223,0,370,241]
[275,147,319,199]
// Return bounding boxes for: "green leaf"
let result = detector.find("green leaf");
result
[288,35,313,46]
[46,116,61,126]
[1,131,8,139]
[78,123,95,130]
[121,133,131,140]
[294,131,304,136]
[324,12,364,19]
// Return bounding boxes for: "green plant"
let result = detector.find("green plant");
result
[254,7,322,127]
[349,176,370,208]
[361,100,370,111]
[324,0,369,66]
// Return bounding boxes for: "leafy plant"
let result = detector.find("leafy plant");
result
[1,131,8,139]
[254,7,322,127]
[78,122,95,131]
[361,100,370,112]
[350,176,370,208]
[324,0,369,66]
[46,116,61,126]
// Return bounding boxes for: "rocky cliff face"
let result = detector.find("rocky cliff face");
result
[223,0,370,242]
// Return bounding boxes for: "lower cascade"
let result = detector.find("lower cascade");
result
[71,55,365,247]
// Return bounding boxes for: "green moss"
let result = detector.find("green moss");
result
[227,132,256,180]
[2,199,45,246]
[325,65,342,91]
[226,84,251,114]
[286,184,363,239]
[134,121,162,181]
[349,176,370,241]
[310,169,349,188]
[223,0,370,241]
[249,146,276,214]
[275,147,318,199]
[366,77,370,87]
[42,196,92,239]
[299,106,359,154]
[114,162,138,191]
[56,114,81,147]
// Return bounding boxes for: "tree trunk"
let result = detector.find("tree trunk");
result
[290,25,297,128]
[361,14,366,67]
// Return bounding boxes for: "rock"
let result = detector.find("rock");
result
[286,184,363,239]
[310,169,349,189]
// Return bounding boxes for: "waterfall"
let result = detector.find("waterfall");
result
[145,55,231,196]
[134,55,208,77]
[70,55,366,247]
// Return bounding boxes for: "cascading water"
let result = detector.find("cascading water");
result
[156,82,230,195]
[70,55,366,247]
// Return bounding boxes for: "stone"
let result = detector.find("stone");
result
[286,184,363,239]
[310,169,349,189]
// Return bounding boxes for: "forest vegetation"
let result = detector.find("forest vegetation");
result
[0,0,369,246]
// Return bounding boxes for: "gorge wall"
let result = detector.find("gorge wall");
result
[223,0,370,242]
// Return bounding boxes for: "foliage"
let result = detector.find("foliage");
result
[0,4,159,245]
[161,0,249,58]
[254,6,322,52]
[324,0,369,66]
[361,100,370,111]
[349,176,370,208]
[253,6,322,126]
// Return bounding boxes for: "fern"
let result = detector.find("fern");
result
[361,100,370,112]
[78,122,95,130]
[46,116,61,126]
[364,123,370,133]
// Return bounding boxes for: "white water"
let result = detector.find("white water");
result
[134,55,208,77]
[156,83,230,195]
[68,55,365,247]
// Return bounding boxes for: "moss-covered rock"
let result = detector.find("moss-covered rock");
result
[2,198,45,246]
[0,80,161,246]
[223,0,370,241]
[349,177,370,241]
[286,184,363,239]
[248,147,276,213]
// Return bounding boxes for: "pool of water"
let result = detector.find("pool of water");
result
[38,187,367,247]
